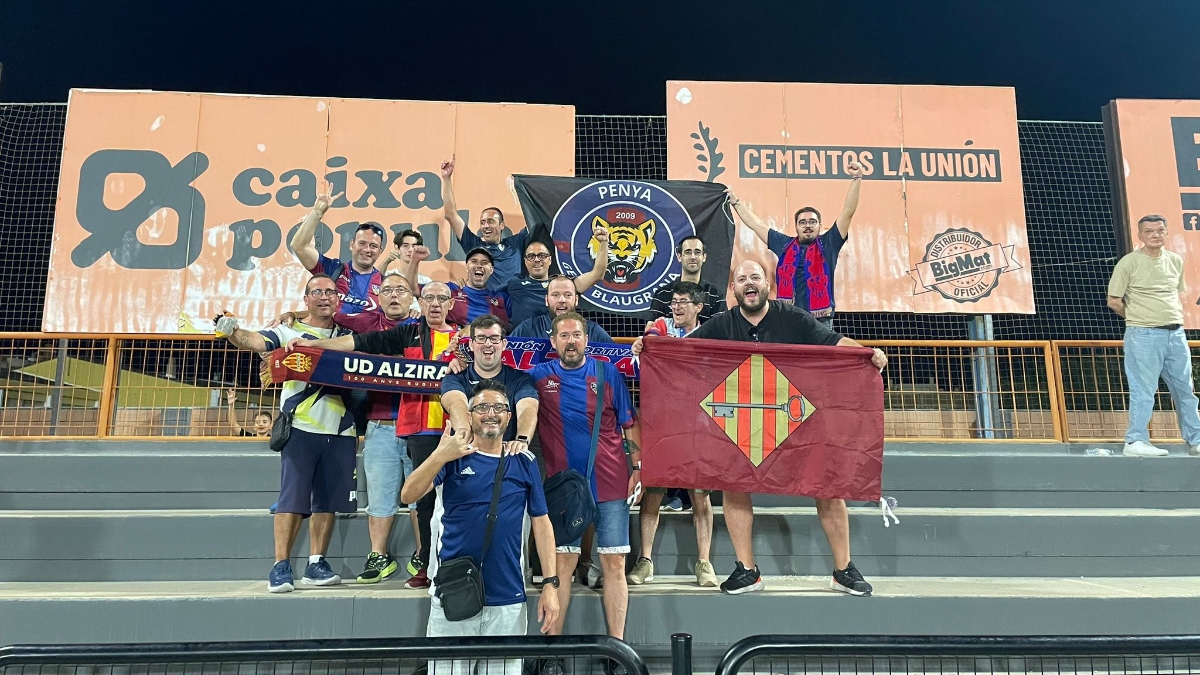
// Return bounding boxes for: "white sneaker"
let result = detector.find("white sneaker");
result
[1190,445,1200,456]
[1123,441,1169,457]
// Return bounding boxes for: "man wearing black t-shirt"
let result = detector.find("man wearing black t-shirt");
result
[647,236,726,323]
[689,260,887,597]
[442,315,540,450]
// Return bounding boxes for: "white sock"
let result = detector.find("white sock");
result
[309,555,323,564]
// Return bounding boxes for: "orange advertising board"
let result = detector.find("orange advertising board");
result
[45,89,574,333]
[666,81,1034,313]
[1104,99,1200,327]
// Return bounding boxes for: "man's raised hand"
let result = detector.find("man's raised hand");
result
[847,159,864,180]
[440,155,456,179]
[314,181,334,216]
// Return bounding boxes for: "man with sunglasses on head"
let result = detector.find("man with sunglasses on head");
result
[447,248,512,329]
[288,281,462,590]
[442,156,526,290]
[509,275,613,344]
[646,236,727,324]
[507,230,610,328]
[729,160,863,328]
[292,184,388,315]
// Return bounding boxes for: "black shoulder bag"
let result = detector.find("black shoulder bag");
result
[542,363,606,544]
[269,382,321,453]
[434,453,507,621]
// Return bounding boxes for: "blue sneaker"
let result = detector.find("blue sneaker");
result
[268,560,294,593]
[662,496,684,512]
[269,502,277,515]
[301,558,341,586]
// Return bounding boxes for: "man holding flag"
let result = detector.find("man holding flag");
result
[687,260,887,596]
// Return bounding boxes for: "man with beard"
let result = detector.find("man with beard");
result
[447,248,511,329]
[292,185,388,315]
[510,276,613,344]
[402,380,559,675]
[688,260,887,596]
[531,312,641,642]
[217,274,357,592]
[627,281,717,588]
[288,281,461,589]
[646,236,726,323]
[729,160,863,327]
[506,232,609,328]
[441,315,539,450]
[442,156,526,290]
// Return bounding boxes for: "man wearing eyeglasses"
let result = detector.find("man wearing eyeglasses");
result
[441,315,539,451]
[217,274,357,593]
[506,233,609,328]
[729,160,863,328]
[447,248,512,329]
[402,380,559,675]
[509,276,613,344]
[442,156,527,290]
[289,281,462,590]
[686,260,887,597]
[292,185,389,315]
[646,236,727,324]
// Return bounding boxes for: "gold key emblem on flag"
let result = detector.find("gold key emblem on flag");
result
[701,354,815,466]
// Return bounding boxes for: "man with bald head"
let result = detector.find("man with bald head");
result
[688,260,887,596]
[290,280,462,589]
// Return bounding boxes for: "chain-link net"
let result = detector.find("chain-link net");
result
[0,103,66,332]
[0,105,1136,341]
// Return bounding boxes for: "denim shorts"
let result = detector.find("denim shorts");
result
[556,498,630,555]
[362,420,415,517]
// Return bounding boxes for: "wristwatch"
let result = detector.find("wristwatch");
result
[516,435,530,443]
[542,575,560,588]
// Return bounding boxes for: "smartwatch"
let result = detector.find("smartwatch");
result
[542,575,560,588]
[516,435,530,443]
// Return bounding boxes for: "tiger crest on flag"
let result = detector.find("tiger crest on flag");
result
[588,215,658,287]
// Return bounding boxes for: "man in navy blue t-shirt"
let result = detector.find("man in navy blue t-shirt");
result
[441,156,527,291]
[401,380,560,674]
[447,248,511,329]
[510,276,613,344]
[442,315,539,449]
[729,159,863,327]
[506,233,609,328]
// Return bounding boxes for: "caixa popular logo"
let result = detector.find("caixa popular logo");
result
[552,181,695,313]
[908,228,1023,302]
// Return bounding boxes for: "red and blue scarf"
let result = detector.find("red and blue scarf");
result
[776,238,832,315]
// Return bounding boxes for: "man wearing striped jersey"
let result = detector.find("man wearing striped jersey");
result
[218,274,357,593]
[402,380,560,675]
[447,248,511,329]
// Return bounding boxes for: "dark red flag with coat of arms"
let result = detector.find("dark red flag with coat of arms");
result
[639,336,884,501]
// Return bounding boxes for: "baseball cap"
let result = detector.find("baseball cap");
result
[465,247,494,264]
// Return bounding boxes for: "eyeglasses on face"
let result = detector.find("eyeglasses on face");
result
[796,218,819,226]
[307,289,339,299]
[524,252,552,261]
[421,295,452,304]
[380,287,411,297]
[470,403,510,414]
[472,335,505,345]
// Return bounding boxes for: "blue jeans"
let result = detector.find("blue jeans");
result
[1123,326,1200,445]
[362,420,414,517]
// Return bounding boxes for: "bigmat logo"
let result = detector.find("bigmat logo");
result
[45,90,575,333]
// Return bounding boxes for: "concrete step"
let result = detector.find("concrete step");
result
[5,506,1200,581]
[2,576,1199,649]
[5,442,1200,510]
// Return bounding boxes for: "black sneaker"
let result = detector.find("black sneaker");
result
[719,561,764,595]
[831,561,873,596]
[356,552,398,584]
[538,658,565,675]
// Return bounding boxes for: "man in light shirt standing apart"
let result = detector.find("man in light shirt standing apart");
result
[1107,214,1200,457]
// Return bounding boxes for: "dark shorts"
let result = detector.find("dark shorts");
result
[277,427,358,516]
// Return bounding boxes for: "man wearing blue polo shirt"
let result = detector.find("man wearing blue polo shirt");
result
[442,315,539,449]
[442,156,526,291]
[402,380,560,675]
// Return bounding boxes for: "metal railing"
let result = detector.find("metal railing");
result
[716,635,1200,675]
[0,333,1190,443]
[0,636,648,675]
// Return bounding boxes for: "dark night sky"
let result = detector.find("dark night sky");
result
[2,1,1199,120]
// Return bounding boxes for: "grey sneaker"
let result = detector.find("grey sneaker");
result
[695,559,718,587]
[627,557,654,584]
[1123,441,1168,457]
[1190,444,1200,456]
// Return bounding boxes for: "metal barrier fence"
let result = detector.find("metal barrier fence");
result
[715,635,1200,675]
[0,333,1189,443]
[0,636,648,675]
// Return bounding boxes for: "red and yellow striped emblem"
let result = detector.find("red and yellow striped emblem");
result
[281,352,313,374]
[700,354,815,467]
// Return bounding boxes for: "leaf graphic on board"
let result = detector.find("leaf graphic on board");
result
[694,121,725,182]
